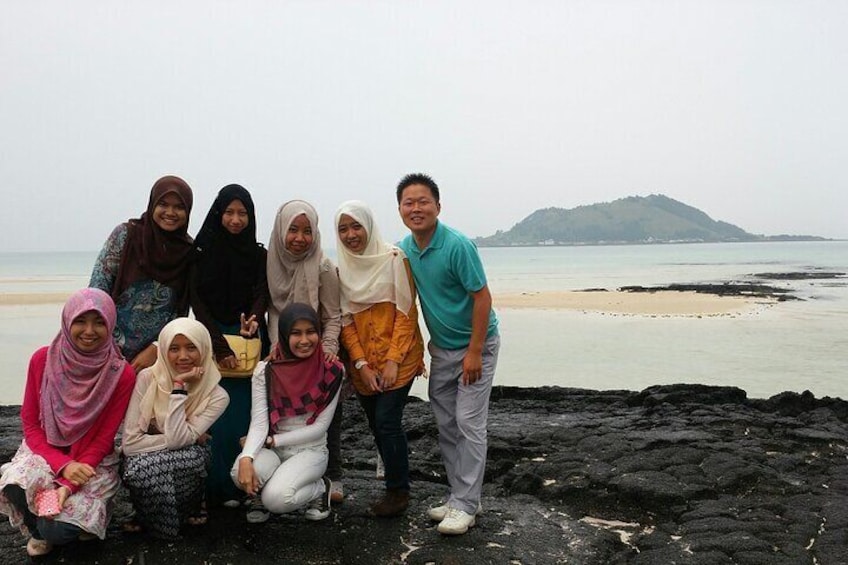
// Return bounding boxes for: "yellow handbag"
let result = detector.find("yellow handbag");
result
[218,335,261,377]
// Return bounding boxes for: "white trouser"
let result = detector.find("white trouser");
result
[232,445,327,514]
[428,334,500,515]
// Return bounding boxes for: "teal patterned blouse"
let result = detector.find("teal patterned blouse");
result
[89,224,184,360]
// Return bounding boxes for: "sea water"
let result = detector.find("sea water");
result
[479,241,848,401]
[1,241,846,405]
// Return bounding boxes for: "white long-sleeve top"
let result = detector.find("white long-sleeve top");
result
[121,369,230,456]
[238,361,340,461]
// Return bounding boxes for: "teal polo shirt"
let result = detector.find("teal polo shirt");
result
[399,221,499,350]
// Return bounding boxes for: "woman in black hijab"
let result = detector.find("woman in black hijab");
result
[191,184,269,506]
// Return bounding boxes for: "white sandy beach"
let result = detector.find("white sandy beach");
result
[495,290,770,316]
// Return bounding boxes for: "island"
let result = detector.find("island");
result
[476,194,827,247]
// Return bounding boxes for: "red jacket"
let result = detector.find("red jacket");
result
[21,346,135,494]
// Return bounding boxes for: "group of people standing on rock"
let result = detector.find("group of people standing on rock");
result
[0,172,500,557]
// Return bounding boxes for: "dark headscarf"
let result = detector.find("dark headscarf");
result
[194,184,263,324]
[266,303,343,426]
[112,175,195,304]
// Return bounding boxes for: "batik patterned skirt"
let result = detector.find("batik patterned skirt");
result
[121,444,210,538]
[0,441,121,539]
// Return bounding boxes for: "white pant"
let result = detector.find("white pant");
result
[231,445,327,514]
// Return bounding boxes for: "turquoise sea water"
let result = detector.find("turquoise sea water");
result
[1,241,846,405]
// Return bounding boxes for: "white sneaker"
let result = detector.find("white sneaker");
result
[428,502,482,522]
[428,503,451,522]
[305,477,332,521]
[437,507,476,535]
[246,497,270,524]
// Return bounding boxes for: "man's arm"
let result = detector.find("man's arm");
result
[462,285,492,385]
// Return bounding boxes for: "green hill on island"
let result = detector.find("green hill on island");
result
[476,194,823,247]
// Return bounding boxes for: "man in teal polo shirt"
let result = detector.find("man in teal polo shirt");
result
[396,173,500,535]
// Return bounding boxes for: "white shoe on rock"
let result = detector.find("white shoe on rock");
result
[437,507,476,535]
[428,502,482,522]
[305,477,332,521]
[246,497,270,524]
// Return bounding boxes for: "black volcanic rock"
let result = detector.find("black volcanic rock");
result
[753,271,846,280]
[0,384,846,564]
[618,283,799,300]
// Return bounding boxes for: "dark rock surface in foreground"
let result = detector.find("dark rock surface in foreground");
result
[1,384,846,564]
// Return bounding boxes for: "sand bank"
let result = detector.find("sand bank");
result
[495,290,772,316]
[0,292,72,306]
[0,278,70,284]
[0,289,772,316]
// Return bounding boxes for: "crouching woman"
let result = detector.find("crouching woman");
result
[0,289,135,557]
[121,318,229,537]
[232,303,343,522]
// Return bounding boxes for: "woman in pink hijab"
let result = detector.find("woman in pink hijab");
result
[0,288,135,558]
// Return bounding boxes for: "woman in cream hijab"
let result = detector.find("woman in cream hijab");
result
[266,199,347,501]
[335,201,425,517]
[266,200,341,356]
[121,318,229,538]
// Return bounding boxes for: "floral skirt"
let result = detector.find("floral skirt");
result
[121,444,210,538]
[0,441,121,539]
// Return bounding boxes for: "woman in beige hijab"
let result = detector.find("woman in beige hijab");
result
[266,200,346,502]
[121,318,229,537]
[267,200,341,355]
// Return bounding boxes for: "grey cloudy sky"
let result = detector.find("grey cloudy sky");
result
[2,1,846,253]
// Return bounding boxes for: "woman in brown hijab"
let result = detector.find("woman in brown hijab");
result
[89,175,195,372]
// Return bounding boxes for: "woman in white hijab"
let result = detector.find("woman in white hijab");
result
[121,318,229,538]
[335,201,424,517]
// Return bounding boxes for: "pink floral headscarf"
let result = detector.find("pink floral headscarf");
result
[40,288,126,446]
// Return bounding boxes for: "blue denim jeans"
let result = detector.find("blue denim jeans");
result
[357,381,413,491]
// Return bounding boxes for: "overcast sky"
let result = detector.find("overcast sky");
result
[2,1,846,253]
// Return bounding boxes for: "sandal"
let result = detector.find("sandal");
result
[121,520,144,533]
[186,512,208,526]
[187,502,208,526]
[329,480,344,504]
[27,537,53,557]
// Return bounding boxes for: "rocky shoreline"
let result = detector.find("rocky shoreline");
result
[1,384,846,564]
[617,270,846,301]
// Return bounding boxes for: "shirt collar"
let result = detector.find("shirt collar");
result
[417,221,444,256]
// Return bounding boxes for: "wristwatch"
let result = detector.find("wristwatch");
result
[354,359,369,370]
